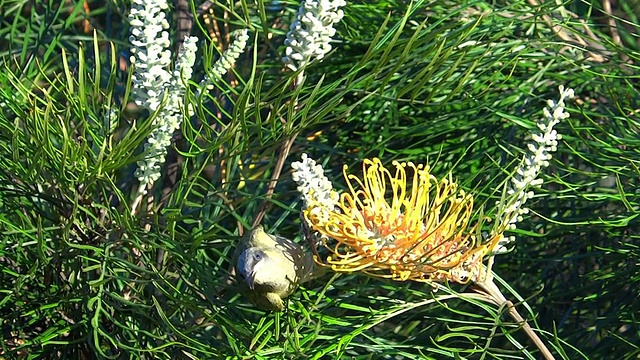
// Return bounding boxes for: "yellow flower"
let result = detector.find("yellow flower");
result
[303,158,502,284]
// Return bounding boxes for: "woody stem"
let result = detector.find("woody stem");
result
[475,277,555,360]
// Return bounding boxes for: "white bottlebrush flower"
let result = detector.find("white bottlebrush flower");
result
[199,29,250,91]
[128,0,172,112]
[291,153,339,214]
[129,2,200,192]
[134,35,199,189]
[493,85,575,252]
[283,0,346,71]
[291,154,340,245]
[174,36,199,85]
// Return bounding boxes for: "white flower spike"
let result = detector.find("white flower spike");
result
[283,0,346,71]
[494,85,575,253]
[199,29,250,91]
[129,0,199,192]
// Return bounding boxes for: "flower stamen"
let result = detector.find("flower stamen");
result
[297,157,502,284]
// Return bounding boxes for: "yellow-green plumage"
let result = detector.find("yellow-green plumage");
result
[235,226,321,311]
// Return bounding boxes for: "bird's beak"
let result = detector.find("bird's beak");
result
[246,270,257,290]
[246,257,265,290]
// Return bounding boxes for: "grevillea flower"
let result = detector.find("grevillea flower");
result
[133,35,198,190]
[199,29,250,91]
[128,0,172,112]
[291,153,339,222]
[283,0,346,71]
[296,157,502,284]
[128,0,201,193]
[491,85,574,253]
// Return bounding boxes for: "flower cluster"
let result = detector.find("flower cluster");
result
[129,0,200,190]
[199,29,250,91]
[291,154,339,249]
[293,156,501,284]
[283,0,346,71]
[291,153,339,218]
[128,0,172,112]
[133,35,198,189]
[493,85,574,252]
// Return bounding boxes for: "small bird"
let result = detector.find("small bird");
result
[235,225,322,311]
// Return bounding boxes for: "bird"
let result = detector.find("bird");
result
[235,225,322,311]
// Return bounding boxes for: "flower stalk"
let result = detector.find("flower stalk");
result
[475,86,574,360]
[129,33,198,214]
[198,29,250,92]
[475,276,555,360]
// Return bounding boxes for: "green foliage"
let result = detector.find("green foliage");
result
[1,0,638,359]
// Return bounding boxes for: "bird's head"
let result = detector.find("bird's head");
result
[236,247,271,290]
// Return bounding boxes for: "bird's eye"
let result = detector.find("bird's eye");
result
[253,252,262,261]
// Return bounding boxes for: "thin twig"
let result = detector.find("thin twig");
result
[252,63,305,227]
[602,0,622,47]
[252,132,300,227]
[475,277,556,360]
[175,0,194,54]
[197,1,216,18]
[130,183,146,215]
[527,0,608,62]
